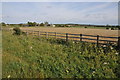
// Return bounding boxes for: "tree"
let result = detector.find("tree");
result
[44,21,49,27]
[40,23,44,26]
[33,22,37,26]
[27,22,32,26]
[13,27,22,35]
[27,22,38,26]
[19,23,23,27]
[1,22,6,26]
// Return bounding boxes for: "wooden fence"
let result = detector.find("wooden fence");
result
[23,30,120,47]
[2,28,120,47]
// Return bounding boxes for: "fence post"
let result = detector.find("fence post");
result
[118,37,120,49]
[97,35,99,47]
[38,31,40,37]
[46,32,48,38]
[32,30,34,36]
[80,34,82,41]
[55,32,57,39]
[26,30,28,36]
[66,33,68,42]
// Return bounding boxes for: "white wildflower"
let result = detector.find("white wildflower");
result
[82,70,84,71]
[103,62,108,64]
[76,42,79,44]
[92,71,96,74]
[73,41,75,43]
[110,47,113,50]
[103,45,106,48]
[115,52,119,55]
[30,46,32,49]
[7,75,10,78]
[79,52,82,53]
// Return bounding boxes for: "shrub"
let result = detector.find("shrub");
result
[13,27,22,35]
[85,27,87,28]
[111,28,114,30]
[106,27,109,30]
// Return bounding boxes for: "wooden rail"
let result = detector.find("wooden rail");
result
[2,28,119,48]
[23,30,119,47]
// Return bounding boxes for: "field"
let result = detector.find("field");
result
[19,27,118,44]
[2,30,120,78]
[20,27,118,37]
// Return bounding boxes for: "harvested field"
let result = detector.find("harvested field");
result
[20,27,119,44]
[20,27,118,37]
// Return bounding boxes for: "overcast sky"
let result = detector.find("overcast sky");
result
[1,2,118,25]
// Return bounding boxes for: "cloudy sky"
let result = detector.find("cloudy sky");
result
[2,2,118,25]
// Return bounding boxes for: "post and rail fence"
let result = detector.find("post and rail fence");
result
[22,30,119,48]
[1,28,120,48]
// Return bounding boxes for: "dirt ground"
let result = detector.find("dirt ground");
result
[20,27,119,37]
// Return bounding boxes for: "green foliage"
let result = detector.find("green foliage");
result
[2,31,119,78]
[13,27,22,35]
[1,22,6,26]
[106,27,109,30]
[40,23,44,26]
[27,22,38,26]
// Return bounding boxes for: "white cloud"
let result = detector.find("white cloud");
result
[2,2,118,25]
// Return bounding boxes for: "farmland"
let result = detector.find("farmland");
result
[20,27,118,37]
[2,30,120,78]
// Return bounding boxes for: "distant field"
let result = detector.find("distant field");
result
[20,27,118,37]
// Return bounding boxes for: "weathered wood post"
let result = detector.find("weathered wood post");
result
[38,31,40,38]
[118,37,120,49]
[55,32,57,39]
[32,30,34,36]
[80,34,82,41]
[97,35,99,47]
[46,32,48,38]
[26,30,28,36]
[66,33,68,42]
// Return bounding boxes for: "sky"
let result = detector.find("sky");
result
[1,2,118,25]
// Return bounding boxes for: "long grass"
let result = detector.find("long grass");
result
[2,31,119,78]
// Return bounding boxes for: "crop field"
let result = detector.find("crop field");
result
[2,30,120,78]
[20,27,118,37]
[20,27,118,44]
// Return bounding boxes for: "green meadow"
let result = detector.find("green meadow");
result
[2,30,120,78]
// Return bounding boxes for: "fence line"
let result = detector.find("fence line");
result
[2,28,119,47]
[22,30,119,47]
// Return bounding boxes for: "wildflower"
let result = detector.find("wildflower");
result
[73,41,75,43]
[103,62,108,64]
[7,75,10,78]
[92,71,95,74]
[66,70,69,73]
[110,47,113,50]
[30,46,32,49]
[76,42,79,44]
[82,70,84,71]
[103,45,106,48]
[115,52,119,55]
[79,52,82,53]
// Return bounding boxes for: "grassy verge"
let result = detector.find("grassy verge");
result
[2,31,119,78]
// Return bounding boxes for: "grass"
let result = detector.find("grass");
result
[2,30,120,78]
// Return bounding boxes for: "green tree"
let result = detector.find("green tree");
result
[40,23,44,26]
[13,27,22,35]
[1,22,6,26]
[44,21,49,26]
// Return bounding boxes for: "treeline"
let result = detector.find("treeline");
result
[0,21,51,27]
[1,22,120,30]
